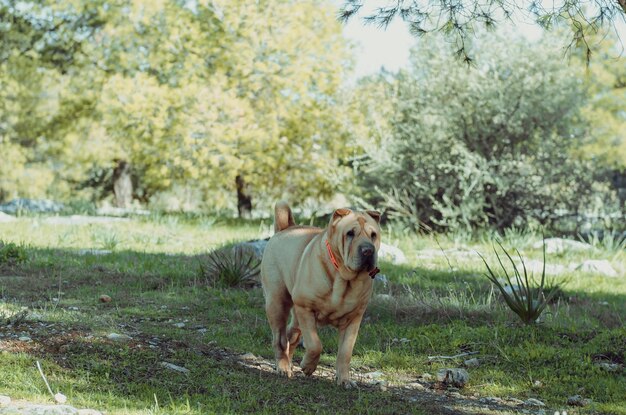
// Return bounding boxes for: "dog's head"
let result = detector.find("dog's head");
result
[327,208,381,278]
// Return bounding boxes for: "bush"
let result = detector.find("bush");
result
[200,245,260,289]
[0,241,28,265]
[354,32,617,232]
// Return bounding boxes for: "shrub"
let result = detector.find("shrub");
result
[0,241,28,265]
[353,32,617,232]
[478,241,561,325]
[200,245,260,289]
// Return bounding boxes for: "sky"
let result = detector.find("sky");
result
[336,1,626,79]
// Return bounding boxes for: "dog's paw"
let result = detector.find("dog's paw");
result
[337,378,357,389]
[276,361,293,378]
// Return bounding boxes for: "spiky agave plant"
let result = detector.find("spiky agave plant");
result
[201,245,260,289]
[478,240,561,325]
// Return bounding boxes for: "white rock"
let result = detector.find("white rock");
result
[173,322,186,328]
[524,398,545,407]
[0,395,11,407]
[0,212,16,223]
[378,243,407,264]
[106,333,132,342]
[517,260,566,276]
[533,238,593,255]
[464,358,480,367]
[436,368,469,387]
[54,393,67,404]
[18,336,32,342]
[239,352,256,361]
[160,362,190,374]
[575,260,618,277]
[364,371,384,379]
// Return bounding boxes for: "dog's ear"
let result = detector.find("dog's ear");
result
[330,208,352,227]
[366,210,381,223]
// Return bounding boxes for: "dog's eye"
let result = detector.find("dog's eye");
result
[347,230,355,238]
[371,232,377,240]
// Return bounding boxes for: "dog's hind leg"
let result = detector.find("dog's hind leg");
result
[286,309,301,364]
[265,288,293,377]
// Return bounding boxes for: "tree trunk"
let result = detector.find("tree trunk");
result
[236,175,252,218]
[113,160,133,208]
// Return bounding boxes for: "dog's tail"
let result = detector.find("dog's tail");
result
[274,201,296,233]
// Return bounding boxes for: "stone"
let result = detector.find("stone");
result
[0,396,10,408]
[479,397,503,405]
[78,250,112,256]
[378,243,407,264]
[575,260,618,277]
[0,198,64,214]
[160,362,190,374]
[98,295,112,303]
[364,371,384,379]
[77,410,104,415]
[0,404,79,414]
[517,260,566,276]
[239,352,256,361]
[18,336,32,342]
[106,333,132,342]
[464,358,480,367]
[523,398,545,407]
[595,362,622,372]
[405,382,427,391]
[533,238,593,255]
[0,212,15,223]
[173,322,186,328]
[54,393,67,404]
[436,368,469,388]
[567,395,590,407]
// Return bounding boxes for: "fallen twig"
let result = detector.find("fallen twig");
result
[427,351,479,361]
[36,361,67,404]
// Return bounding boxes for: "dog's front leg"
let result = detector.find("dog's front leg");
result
[336,314,364,388]
[294,305,321,376]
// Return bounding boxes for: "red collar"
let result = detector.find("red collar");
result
[325,239,340,270]
[325,239,380,279]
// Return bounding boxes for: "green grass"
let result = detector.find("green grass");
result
[0,216,625,414]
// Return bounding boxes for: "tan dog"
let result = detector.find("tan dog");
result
[261,201,381,387]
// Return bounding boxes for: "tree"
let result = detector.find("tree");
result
[353,32,616,232]
[339,0,626,62]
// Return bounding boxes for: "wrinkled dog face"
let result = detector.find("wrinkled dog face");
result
[330,209,381,274]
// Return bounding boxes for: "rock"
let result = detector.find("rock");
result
[464,358,480,367]
[479,397,504,405]
[436,368,469,388]
[44,215,130,225]
[567,395,591,406]
[79,250,112,256]
[575,260,618,277]
[378,243,407,264]
[0,396,10,408]
[106,333,132,342]
[595,362,622,372]
[0,198,64,214]
[517,260,566,276]
[0,404,78,414]
[77,410,104,415]
[18,336,32,342]
[507,397,524,405]
[238,239,269,259]
[420,373,434,381]
[239,352,256,361]
[533,238,593,255]
[447,391,463,399]
[373,293,394,303]
[54,393,67,404]
[173,322,186,328]
[523,398,545,407]
[364,371,384,379]
[0,212,16,223]
[98,295,112,303]
[160,361,190,374]
[405,382,427,391]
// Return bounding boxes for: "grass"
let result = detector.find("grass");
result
[0,215,625,414]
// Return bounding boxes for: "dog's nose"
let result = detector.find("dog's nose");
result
[360,243,374,257]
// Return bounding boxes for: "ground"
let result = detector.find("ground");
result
[0,214,624,414]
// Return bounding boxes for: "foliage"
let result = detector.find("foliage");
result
[339,0,626,63]
[200,245,260,289]
[353,32,617,232]
[478,241,562,324]
[0,0,353,211]
[0,241,27,265]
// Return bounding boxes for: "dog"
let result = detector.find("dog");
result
[261,201,381,387]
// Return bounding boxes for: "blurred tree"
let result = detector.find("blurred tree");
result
[353,32,617,232]
[339,0,626,63]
